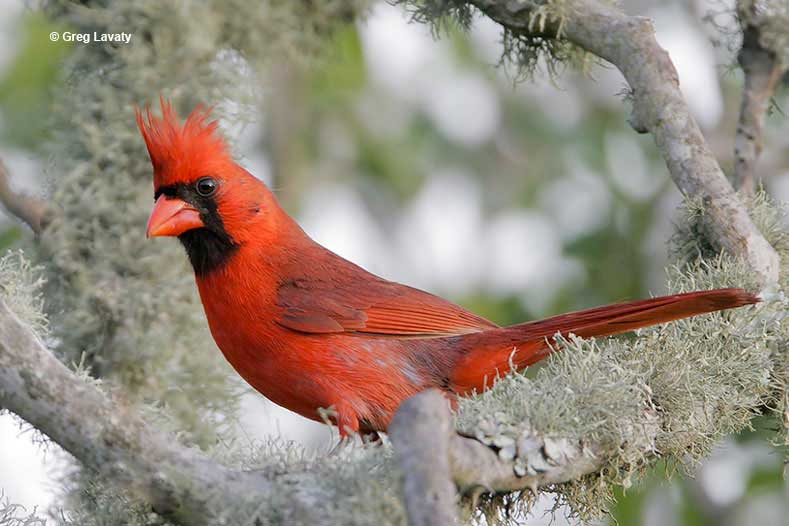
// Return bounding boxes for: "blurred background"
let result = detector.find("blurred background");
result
[0,0,787,524]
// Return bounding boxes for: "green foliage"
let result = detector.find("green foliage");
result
[0,13,72,150]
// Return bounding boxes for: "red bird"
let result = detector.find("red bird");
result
[138,101,758,436]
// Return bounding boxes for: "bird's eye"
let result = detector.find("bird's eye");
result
[195,177,217,197]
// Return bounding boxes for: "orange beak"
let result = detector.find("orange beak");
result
[146,195,204,238]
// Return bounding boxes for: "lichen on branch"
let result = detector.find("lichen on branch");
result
[2,195,787,525]
[397,0,600,77]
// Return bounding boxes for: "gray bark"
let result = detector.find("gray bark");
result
[464,0,780,285]
[0,299,293,526]
[733,1,787,195]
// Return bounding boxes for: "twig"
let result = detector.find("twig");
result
[462,0,780,285]
[733,2,787,196]
[0,159,48,235]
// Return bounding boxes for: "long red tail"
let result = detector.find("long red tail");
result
[450,288,759,395]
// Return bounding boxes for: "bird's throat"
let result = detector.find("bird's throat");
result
[178,228,239,276]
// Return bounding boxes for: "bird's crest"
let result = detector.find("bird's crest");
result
[136,98,232,189]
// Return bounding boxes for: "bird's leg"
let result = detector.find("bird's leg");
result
[362,431,385,445]
[322,403,362,455]
[337,408,360,439]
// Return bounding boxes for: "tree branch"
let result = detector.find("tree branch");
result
[0,159,48,235]
[1,287,661,526]
[0,298,325,526]
[390,391,459,526]
[389,389,658,524]
[460,0,780,285]
[733,1,787,196]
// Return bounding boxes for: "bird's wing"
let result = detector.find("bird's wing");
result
[275,260,498,337]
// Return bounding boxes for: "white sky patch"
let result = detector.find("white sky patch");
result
[0,0,23,76]
[482,210,584,313]
[518,66,586,132]
[356,91,414,139]
[701,440,778,508]
[642,187,683,294]
[484,210,560,294]
[768,171,789,207]
[396,170,484,296]
[0,148,43,226]
[696,439,758,507]
[649,4,724,129]
[605,132,665,201]
[238,392,332,452]
[423,72,500,147]
[359,3,447,102]
[235,121,273,186]
[0,413,62,515]
[469,14,505,66]
[538,156,612,241]
[298,183,390,277]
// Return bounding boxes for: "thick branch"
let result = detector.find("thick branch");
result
[0,299,323,526]
[0,160,48,235]
[733,3,787,196]
[390,390,658,522]
[463,0,780,285]
[390,391,458,526]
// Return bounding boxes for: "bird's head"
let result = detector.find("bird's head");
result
[137,98,282,275]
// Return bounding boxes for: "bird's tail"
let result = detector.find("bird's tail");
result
[449,288,759,395]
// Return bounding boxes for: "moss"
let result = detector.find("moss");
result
[0,251,48,338]
[0,496,47,526]
[738,0,789,66]
[396,0,600,80]
[456,194,789,522]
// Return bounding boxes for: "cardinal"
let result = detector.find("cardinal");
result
[138,100,758,437]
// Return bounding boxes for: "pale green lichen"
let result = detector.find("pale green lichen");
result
[396,0,598,80]
[0,495,46,526]
[52,439,408,526]
[0,251,47,338]
[457,194,789,522]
